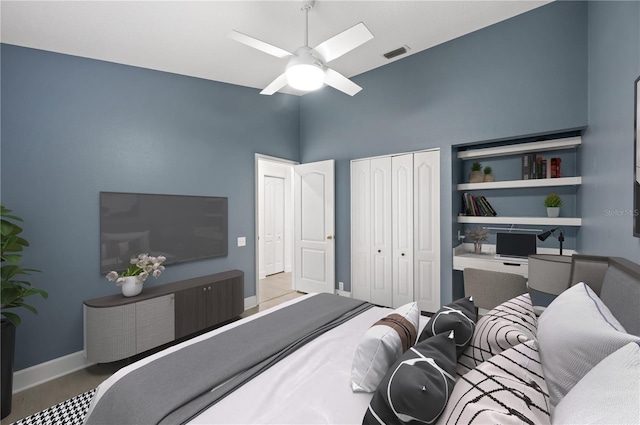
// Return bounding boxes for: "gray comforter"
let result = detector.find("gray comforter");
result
[84,293,370,425]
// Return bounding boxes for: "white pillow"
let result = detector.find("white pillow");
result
[537,282,639,408]
[351,302,420,392]
[553,342,640,424]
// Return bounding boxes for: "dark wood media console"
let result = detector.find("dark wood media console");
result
[84,270,244,363]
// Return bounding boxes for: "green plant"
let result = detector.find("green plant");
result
[471,161,482,172]
[1,206,46,326]
[483,166,492,175]
[465,226,489,243]
[544,193,563,208]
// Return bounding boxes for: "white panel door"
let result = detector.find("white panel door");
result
[273,177,285,273]
[370,157,393,307]
[294,160,335,294]
[351,159,371,302]
[264,176,285,276]
[264,176,276,276]
[413,150,441,313]
[392,154,414,308]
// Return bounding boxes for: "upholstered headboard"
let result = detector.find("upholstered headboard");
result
[569,255,640,337]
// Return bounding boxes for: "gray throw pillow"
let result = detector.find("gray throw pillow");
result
[363,331,457,425]
[417,296,475,357]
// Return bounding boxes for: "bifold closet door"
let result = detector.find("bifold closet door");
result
[413,150,441,313]
[370,157,392,306]
[350,157,393,307]
[351,159,371,302]
[392,154,414,308]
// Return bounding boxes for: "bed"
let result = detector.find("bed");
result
[84,255,640,425]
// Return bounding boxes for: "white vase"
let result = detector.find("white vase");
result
[121,276,143,297]
[547,207,560,218]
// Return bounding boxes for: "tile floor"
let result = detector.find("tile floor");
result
[2,273,300,424]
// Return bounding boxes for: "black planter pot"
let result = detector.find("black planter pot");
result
[1,318,16,419]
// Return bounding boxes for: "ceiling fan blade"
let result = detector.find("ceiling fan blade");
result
[313,22,374,63]
[324,68,362,96]
[260,73,289,95]
[228,30,292,59]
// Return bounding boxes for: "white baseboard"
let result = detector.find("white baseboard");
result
[244,295,258,310]
[335,289,351,298]
[13,350,94,394]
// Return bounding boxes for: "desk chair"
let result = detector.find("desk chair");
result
[527,254,573,315]
[463,268,528,313]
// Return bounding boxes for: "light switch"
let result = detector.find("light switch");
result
[237,237,246,247]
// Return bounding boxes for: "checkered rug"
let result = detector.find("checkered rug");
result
[11,389,95,425]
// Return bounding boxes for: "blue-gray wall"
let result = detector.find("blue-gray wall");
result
[1,45,300,369]
[579,1,640,260]
[300,1,589,302]
[2,0,639,372]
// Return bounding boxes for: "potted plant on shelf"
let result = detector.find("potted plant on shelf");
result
[544,193,563,218]
[1,206,47,419]
[465,226,489,254]
[469,161,484,183]
[483,166,494,182]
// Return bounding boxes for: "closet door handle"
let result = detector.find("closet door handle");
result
[378,249,381,253]
[326,235,333,240]
[401,253,405,256]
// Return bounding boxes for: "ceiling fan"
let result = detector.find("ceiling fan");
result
[228,0,374,96]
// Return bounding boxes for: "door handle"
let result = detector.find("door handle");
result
[327,235,333,240]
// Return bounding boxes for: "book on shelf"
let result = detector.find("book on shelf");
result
[521,154,562,179]
[461,193,497,216]
[522,154,531,180]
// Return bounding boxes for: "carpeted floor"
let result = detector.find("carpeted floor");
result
[10,390,95,425]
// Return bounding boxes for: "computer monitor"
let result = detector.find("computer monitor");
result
[495,232,537,258]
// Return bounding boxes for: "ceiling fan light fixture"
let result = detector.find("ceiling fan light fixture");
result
[286,63,325,91]
[285,47,325,91]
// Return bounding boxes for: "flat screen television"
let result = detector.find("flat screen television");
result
[100,192,228,273]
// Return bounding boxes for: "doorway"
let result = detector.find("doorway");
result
[255,155,296,304]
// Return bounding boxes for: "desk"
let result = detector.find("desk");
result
[453,244,577,278]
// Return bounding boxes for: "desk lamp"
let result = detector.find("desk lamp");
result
[537,227,565,255]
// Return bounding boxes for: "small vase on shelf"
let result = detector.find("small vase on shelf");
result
[473,242,483,254]
[121,276,143,297]
[547,207,560,218]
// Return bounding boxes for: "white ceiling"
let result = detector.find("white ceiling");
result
[1,1,551,95]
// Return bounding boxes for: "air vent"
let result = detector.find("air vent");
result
[383,46,408,60]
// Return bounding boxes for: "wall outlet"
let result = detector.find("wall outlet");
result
[237,237,246,247]
[339,281,344,291]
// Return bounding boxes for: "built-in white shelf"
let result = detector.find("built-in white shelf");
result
[457,216,582,226]
[457,176,582,191]
[457,136,582,160]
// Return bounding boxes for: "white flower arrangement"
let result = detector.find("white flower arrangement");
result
[105,253,167,286]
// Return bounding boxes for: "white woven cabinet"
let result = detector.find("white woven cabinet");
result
[84,295,174,363]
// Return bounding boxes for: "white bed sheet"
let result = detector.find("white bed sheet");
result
[87,294,429,425]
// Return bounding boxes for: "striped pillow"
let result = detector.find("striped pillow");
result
[418,296,476,357]
[351,302,420,392]
[457,293,536,378]
[364,332,457,425]
[437,340,551,425]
